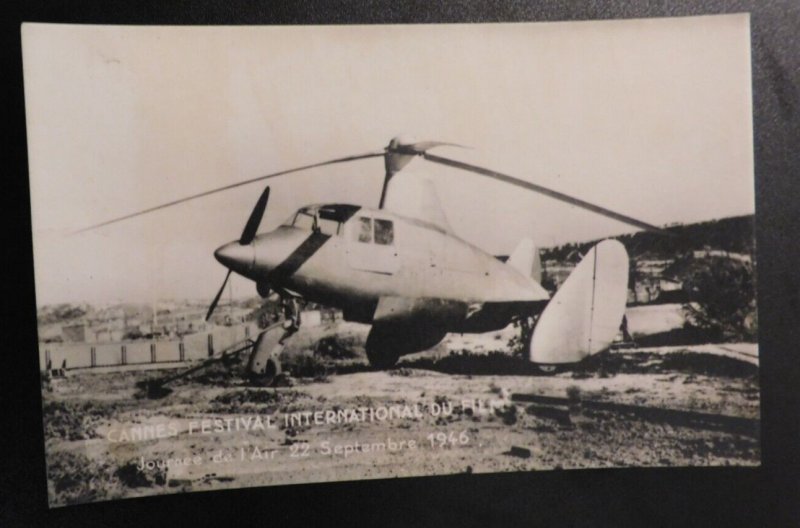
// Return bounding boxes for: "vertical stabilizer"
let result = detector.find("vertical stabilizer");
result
[529,239,628,364]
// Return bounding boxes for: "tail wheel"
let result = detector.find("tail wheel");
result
[537,364,559,375]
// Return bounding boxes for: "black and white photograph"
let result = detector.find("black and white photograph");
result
[22,15,759,508]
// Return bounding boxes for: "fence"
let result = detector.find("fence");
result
[39,323,259,371]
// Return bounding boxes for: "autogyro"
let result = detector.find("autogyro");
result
[83,136,668,384]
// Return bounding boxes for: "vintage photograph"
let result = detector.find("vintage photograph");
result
[23,15,758,507]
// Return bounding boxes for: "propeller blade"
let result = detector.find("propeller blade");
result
[74,150,385,233]
[205,269,232,321]
[239,186,270,245]
[422,152,672,236]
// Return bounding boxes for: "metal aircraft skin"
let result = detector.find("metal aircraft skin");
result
[214,202,551,366]
[83,136,663,372]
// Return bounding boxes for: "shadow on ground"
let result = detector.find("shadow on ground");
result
[514,393,760,439]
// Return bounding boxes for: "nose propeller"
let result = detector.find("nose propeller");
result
[205,269,232,322]
[205,185,270,321]
[240,186,270,245]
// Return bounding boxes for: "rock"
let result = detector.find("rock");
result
[508,446,531,458]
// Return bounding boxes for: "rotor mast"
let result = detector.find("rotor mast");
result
[379,136,419,209]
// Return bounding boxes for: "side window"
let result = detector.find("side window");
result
[374,219,394,245]
[357,217,372,243]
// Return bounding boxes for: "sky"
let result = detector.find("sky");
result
[22,15,755,305]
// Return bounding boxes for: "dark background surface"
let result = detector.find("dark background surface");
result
[3,1,798,526]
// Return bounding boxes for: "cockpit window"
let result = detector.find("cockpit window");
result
[292,211,316,231]
[286,208,342,236]
[374,219,394,245]
[317,217,340,235]
[357,217,372,243]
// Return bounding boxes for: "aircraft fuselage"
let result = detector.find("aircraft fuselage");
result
[215,204,550,334]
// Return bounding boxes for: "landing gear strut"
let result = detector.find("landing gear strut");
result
[246,296,300,385]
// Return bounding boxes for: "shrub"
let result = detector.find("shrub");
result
[314,336,359,359]
[566,385,582,403]
[282,350,328,379]
[507,316,535,358]
[681,256,757,341]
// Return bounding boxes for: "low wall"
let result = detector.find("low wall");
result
[39,323,259,370]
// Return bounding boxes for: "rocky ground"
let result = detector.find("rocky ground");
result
[40,317,760,507]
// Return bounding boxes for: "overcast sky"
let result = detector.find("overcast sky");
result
[23,15,754,305]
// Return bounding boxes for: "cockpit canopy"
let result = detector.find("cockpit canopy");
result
[282,204,362,236]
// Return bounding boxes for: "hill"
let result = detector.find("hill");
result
[542,215,755,262]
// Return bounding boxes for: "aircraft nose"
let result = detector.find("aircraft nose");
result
[214,241,254,274]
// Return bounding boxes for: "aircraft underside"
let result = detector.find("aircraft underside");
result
[320,293,547,368]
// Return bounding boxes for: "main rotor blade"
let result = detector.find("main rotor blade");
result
[239,186,270,245]
[205,269,232,322]
[75,151,385,233]
[423,152,672,236]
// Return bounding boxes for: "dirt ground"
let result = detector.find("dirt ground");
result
[40,318,760,507]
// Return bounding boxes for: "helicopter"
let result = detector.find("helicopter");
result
[82,135,669,384]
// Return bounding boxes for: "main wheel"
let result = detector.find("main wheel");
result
[248,357,280,386]
[366,347,399,369]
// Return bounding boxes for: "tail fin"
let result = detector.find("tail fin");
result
[507,238,542,283]
[529,239,629,364]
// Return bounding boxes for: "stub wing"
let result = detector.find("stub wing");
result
[530,239,629,364]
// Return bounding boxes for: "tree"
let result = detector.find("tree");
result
[681,256,757,341]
